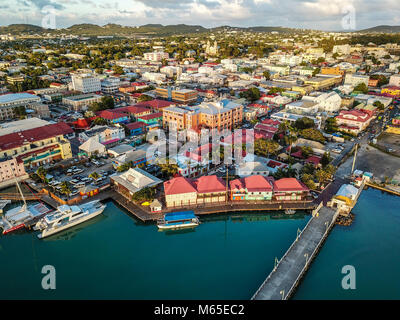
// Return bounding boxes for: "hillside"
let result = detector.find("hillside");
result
[358,25,400,33]
[0,23,300,37]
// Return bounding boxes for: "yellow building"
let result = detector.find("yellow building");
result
[291,85,314,95]
[156,87,198,104]
[381,87,400,98]
[321,66,345,76]
[0,122,73,168]
[304,76,340,90]
[386,125,400,135]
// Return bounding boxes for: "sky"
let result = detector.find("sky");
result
[1,0,400,31]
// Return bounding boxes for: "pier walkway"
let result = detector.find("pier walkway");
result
[252,206,340,300]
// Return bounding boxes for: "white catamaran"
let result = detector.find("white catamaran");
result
[34,200,106,239]
[0,177,51,235]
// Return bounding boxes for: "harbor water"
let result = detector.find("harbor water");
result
[1,187,398,299]
[294,188,400,299]
[0,202,309,299]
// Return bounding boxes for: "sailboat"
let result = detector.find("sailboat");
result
[0,175,52,235]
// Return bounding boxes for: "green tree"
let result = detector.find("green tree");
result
[60,181,72,197]
[353,82,368,94]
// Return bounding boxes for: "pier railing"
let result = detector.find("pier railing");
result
[251,205,341,300]
[251,212,315,300]
[285,207,341,299]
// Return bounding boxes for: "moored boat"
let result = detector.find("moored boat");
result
[157,211,200,230]
[35,200,106,239]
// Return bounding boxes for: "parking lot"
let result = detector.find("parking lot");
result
[40,156,115,199]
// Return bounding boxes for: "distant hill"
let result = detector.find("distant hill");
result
[358,25,400,33]
[0,23,300,37]
[0,24,46,34]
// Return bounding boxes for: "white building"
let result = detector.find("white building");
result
[389,74,400,87]
[302,91,342,113]
[333,44,351,55]
[142,72,166,84]
[344,74,370,87]
[71,73,101,93]
[143,51,169,62]
[101,77,120,94]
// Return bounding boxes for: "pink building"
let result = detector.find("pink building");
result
[0,158,28,188]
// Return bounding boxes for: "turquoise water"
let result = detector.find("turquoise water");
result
[294,188,400,300]
[0,202,309,299]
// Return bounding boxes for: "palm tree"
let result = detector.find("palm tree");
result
[60,181,72,197]
[89,171,100,181]
[36,166,47,182]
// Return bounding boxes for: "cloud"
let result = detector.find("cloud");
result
[1,0,400,31]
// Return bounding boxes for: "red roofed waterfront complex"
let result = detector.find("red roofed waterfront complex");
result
[0,122,74,168]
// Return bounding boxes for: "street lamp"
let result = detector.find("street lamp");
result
[325,221,329,232]
[280,290,285,300]
[296,228,301,241]
[274,257,279,271]
[304,253,309,264]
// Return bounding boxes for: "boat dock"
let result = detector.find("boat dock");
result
[252,178,365,300]
[252,205,340,300]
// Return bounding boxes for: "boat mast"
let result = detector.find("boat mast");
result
[12,164,27,210]
[351,144,358,175]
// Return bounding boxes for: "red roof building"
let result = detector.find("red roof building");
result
[272,178,309,201]
[164,175,227,207]
[135,99,175,111]
[192,175,226,194]
[230,175,273,201]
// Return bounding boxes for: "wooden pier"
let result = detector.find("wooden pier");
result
[365,182,400,197]
[252,206,340,300]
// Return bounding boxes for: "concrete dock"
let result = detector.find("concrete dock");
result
[252,206,340,300]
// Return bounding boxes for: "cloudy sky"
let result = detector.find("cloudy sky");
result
[1,0,400,31]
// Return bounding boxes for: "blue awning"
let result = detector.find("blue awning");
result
[164,211,196,222]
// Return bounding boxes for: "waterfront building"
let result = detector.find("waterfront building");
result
[0,157,29,189]
[230,175,273,201]
[0,122,73,168]
[271,178,310,201]
[329,184,359,213]
[192,175,226,204]
[111,167,163,200]
[164,176,198,207]
[164,175,226,208]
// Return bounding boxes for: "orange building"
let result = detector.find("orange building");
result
[162,100,243,131]
[321,66,345,76]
